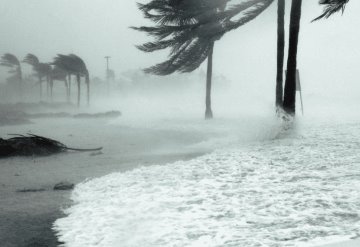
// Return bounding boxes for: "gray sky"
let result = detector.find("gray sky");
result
[0,0,360,102]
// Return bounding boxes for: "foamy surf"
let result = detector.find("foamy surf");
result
[54,122,360,247]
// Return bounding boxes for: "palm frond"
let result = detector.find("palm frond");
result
[0,134,102,158]
[52,54,86,75]
[313,0,350,21]
[0,53,21,68]
[23,54,40,66]
[134,0,274,76]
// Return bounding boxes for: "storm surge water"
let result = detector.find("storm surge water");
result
[54,118,360,247]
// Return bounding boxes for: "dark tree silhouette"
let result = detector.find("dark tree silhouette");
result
[314,0,349,21]
[276,0,285,110]
[0,53,23,97]
[53,54,90,107]
[50,66,70,102]
[283,0,302,115]
[134,0,273,119]
[23,54,52,99]
[52,55,75,102]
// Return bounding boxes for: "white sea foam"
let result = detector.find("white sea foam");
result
[54,122,360,247]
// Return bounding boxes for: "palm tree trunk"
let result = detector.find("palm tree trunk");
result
[18,67,23,99]
[49,76,53,102]
[64,79,69,103]
[276,0,285,109]
[86,73,90,107]
[68,74,72,101]
[77,74,81,107]
[39,76,43,100]
[205,42,214,120]
[16,65,23,100]
[283,0,302,115]
[46,77,50,99]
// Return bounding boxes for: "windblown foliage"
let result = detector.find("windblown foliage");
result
[1,53,21,68]
[313,0,350,21]
[23,54,51,79]
[53,54,89,80]
[134,0,274,75]
[52,54,90,106]
[23,54,40,67]
[0,53,22,81]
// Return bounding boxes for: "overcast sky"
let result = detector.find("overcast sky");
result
[0,0,359,103]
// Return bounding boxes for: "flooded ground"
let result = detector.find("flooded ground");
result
[54,121,360,247]
[0,115,209,247]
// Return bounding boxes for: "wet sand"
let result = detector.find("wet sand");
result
[0,118,208,247]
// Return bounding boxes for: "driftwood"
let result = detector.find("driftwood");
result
[0,134,102,158]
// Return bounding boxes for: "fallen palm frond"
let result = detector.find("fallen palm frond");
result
[0,134,102,158]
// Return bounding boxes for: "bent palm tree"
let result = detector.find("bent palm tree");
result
[53,54,90,107]
[135,0,273,119]
[0,54,22,80]
[0,53,23,97]
[23,54,52,100]
[51,66,70,102]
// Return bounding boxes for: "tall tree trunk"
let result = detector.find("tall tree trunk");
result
[39,76,43,100]
[77,74,81,107]
[46,76,50,99]
[86,73,90,107]
[49,76,53,102]
[205,42,214,120]
[18,67,23,99]
[64,79,70,103]
[276,0,285,109]
[68,74,72,102]
[283,0,302,115]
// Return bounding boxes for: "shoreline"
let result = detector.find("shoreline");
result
[0,118,209,247]
[0,152,205,247]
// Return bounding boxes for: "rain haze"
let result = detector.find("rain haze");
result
[1,0,360,247]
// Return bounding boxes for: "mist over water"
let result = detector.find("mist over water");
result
[0,0,360,122]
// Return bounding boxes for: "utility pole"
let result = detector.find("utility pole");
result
[105,56,111,94]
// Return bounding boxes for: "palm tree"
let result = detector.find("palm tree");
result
[50,66,70,102]
[276,0,285,110]
[135,0,273,119]
[68,54,90,107]
[283,0,302,115]
[52,55,75,102]
[0,53,23,97]
[23,54,52,100]
[52,54,90,107]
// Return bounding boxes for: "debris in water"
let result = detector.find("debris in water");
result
[17,188,46,193]
[54,182,75,191]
